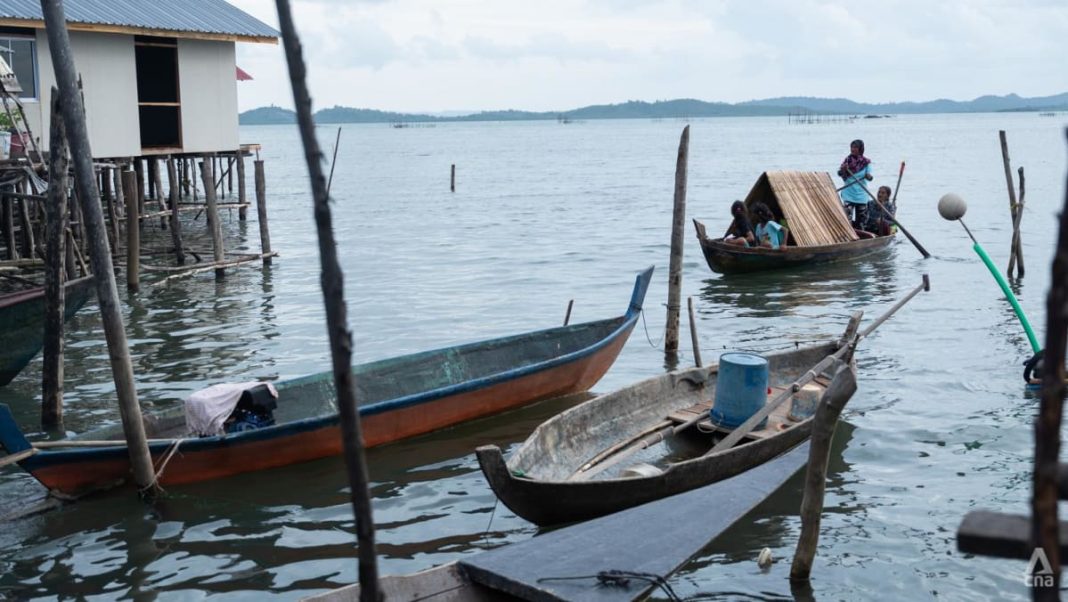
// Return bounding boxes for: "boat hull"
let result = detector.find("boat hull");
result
[693,218,894,274]
[0,276,95,386]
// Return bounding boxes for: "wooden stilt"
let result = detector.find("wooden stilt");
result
[146,158,156,201]
[236,149,247,221]
[41,0,157,495]
[42,89,69,429]
[103,168,118,255]
[1000,130,1024,278]
[166,157,185,265]
[254,160,272,266]
[17,193,35,258]
[450,164,455,192]
[63,228,77,279]
[123,170,139,292]
[1,195,15,260]
[199,156,225,278]
[152,158,166,230]
[134,158,145,219]
[227,156,233,199]
[664,125,689,357]
[1010,166,1026,278]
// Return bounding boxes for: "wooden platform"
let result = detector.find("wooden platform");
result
[458,442,810,602]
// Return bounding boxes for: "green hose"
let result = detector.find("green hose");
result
[973,242,1041,353]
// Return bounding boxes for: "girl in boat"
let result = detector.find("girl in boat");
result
[752,202,785,249]
[723,200,756,246]
[838,139,873,230]
[865,185,896,236]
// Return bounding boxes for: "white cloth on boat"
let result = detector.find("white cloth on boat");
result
[184,381,279,437]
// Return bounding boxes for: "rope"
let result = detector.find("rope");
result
[536,570,681,601]
[142,438,186,493]
[640,309,665,350]
[480,497,500,547]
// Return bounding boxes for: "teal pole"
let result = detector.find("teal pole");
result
[973,242,1041,352]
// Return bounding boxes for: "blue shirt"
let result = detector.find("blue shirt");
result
[839,165,872,205]
[755,221,785,249]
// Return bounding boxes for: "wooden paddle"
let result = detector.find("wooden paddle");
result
[704,274,930,457]
[892,160,905,205]
[842,170,931,259]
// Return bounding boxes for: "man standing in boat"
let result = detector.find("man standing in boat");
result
[838,139,873,230]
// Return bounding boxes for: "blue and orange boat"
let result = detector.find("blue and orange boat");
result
[0,267,653,497]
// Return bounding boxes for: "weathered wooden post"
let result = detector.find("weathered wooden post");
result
[254,159,272,266]
[17,193,35,258]
[999,130,1024,278]
[199,155,225,278]
[123,170,139,291]
[790,361,858,582]
[687,296,702,367]
[1,195,16,260]
[42,89,69,428]
[450,164,456,192]
[152,157,166,230]
[42,0,157,494]
[564,299,574,325]
[276,0,382,598]
[102,167,118,255]
[236,148,247,221]
[1009,166,1026,278]
[133,157,145,218]
[166,157,185,265]
[664,125,689,357]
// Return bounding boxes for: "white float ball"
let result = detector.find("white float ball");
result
[938,193,968,221]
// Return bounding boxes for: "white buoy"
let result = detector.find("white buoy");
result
[938,193,968,221]
[758,547,773,569]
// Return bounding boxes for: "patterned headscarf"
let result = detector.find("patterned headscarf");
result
[841,139,870,177]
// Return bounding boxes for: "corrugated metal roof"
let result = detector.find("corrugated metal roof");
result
[0,0,278,40]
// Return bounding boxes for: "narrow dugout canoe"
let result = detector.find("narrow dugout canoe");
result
[0,267,652,497]
[693,218,894,275]
[476,339,857,527]
[0,276,96,386]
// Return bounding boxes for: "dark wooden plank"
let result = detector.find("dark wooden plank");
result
[461,443,809,602]
[957,510,1068,560]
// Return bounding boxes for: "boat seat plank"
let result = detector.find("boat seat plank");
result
[460,443,810,602]
[669,386,805,441]
[957,510,1068,561]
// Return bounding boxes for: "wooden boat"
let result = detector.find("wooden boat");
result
[0,276,96,386]
[476,338,857,527]
[0,267,652,497]
[693,170,895,274]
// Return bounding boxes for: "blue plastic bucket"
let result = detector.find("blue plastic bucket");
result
[710,352,769,429]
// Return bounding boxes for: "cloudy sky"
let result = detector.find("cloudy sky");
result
[228,0,1068,114]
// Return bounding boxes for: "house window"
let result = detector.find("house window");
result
[0,37,37,100]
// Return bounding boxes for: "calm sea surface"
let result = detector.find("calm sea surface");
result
[1,113,1067,600]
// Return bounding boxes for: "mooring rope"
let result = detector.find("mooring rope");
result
[640,308,666,350]
[147,438,186,490]
[537,570,681,601]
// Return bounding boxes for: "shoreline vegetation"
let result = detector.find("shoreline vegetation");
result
[239,92,1068,125]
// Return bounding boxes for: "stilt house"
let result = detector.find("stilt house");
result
[0,0,277,159]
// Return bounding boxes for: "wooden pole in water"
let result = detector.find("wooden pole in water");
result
[1009,166,1026,278]
[450,164,455,192]
[999,130,1023,278]
[236,148,248,220]
[1031,131,1068,601]
[102,167,118,256]
[564,299,574,325]
[790,362,858,583]
[687,296,702,367]
[664,125,689,357]
[254,159,272,266]
[152,158,166,230]
[167,157,185,265]
[1,195,15,260]
[41,0,157,495]
[42,88,69,429]
[275,1,382,599]
[134,157,145,219]
[199,156,226,278]
[123,170,139,291]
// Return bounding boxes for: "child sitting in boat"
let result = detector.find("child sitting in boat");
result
[723,200,755,246]
[753,202,785,249]
[864,185,896,236]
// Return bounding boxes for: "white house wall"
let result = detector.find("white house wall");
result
[34,30,141,158]
[178,39,239,154]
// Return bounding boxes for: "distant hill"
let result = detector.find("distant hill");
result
[239,92,1068,125]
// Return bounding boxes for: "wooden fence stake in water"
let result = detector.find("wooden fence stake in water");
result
[450,164,456,192]
[166,157,186,265]
[41,0,157,495]
[199,156,226,279]
[687,296,702,367]
[790,361,858,583]
[999,130,1025,278]
[664,125,689,358]
[255,159,272,266]
[564,299,574,325]
[42,88,69,429]
[236,148,248,221]
[102,167,119,256]
[1009,166,1026,278]
[275,0,382,598]
[123,170,139,292]
[152,158,166,230]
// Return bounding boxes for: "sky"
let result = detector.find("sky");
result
[228,0,1068,114]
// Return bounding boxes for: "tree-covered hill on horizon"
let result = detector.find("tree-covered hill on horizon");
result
[239,92,1068,125]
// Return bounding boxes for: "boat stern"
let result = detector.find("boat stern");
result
[0,404,32,454]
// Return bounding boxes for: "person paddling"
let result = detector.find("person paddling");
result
[723,200,756,246]
[838,139,873,230]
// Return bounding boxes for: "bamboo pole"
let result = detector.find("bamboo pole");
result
[450,164,455,192]
[1009,166,1026,278]
[151,252,277,286]
[999,130,1023,278]
[275,0,381,598]
[664,125,689,357]
[254,159,272,266]
[3,195,18,260]
[167,157,185,265]
[790,362,858,582]
[236,149,247,220]
[102,167,118,256]
[687,296,702,367]
[1031,131,1068,601]
[199,156,225,278]
[41,0,157,494]
[123,170,139,291]
[151,157,166,230]
[134,158,145,218]
[42,88,69,429]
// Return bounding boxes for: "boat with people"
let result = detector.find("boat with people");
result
[0,275,96,386]
[0,267,652,497]
[477,276,928,527]
[693,170,895,274]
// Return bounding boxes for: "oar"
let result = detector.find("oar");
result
[704,274,931,457]
[891,160,906,205]
[842,170,931,259]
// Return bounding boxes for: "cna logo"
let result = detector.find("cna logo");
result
[1026,548,1055,588]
